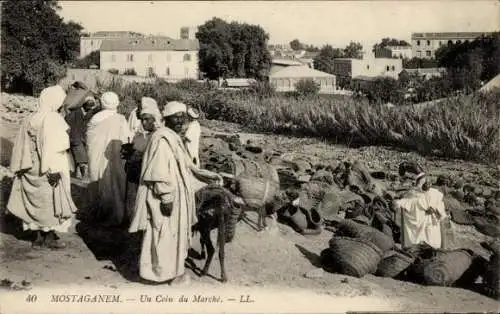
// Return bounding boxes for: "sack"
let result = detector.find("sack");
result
[336,219,395,253]
[234,159,280,208]
[410,249,473,286]
[375,250,415,278]
[328,236,383,277]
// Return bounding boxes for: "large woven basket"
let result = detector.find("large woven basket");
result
[328,236,384,278]
[234,159,280,208]
[237,176,280,208]
[412,249,473,286]
[336,219,394,253]
[375,250,415,278]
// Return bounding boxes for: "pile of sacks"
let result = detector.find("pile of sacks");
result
[437,174,500,238]
[321,217,499,299]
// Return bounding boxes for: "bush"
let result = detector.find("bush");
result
[107,68,119,75]
[295,78,320,97]
[176,78,204,91]
[123,68,137,76]
[96,78,500,163]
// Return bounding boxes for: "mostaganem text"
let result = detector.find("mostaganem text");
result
[50,294,122,303]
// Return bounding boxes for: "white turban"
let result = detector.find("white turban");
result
[163,101,187,117]
[141,97,162,124]
[38,85,67,113]
[187,107,200,119]
[100,91,120,110]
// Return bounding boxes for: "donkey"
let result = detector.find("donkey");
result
[192,184,242,283]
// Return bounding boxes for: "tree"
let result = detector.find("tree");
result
[372,38,410,52]
[73,50,100,69]
[289,39,303,51]
[196,17,271,80]
[361,77,404,104]
[343,41,363,59]
[313,45,343,74]
[1,0,82,95]
[435,32,500,83]
[295,78,320,97]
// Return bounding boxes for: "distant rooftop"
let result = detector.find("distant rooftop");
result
[84,31,144,38]
[270,65,334,78]
[411,32,492,40]
[100,36,199,51]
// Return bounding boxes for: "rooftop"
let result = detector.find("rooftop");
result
[411,32,492,40]
[100,36,199,51]
[84,31,144,38]
[270,65,335,78]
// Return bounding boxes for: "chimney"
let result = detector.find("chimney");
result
[180,27,189,39]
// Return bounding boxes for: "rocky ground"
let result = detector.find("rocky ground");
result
[0,93,499,313]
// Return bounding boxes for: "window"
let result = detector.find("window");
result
[111,54,116,62]
[439,41,443,46]
[90,40,93,46]
[391,66,395,71]
[184,66,189,77]
[426,50,432,57]
[417,40,421,46]
[148,54,153,62]
[427,40,431,45]
[417,50,422,57]
[165,67,170,76]
[183,53,191,62]
[386,65,390,71]
[447,40,453,45]
[366,65,370,70]
[127,54,134,62]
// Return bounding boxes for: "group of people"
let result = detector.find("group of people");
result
[7,83,222,285]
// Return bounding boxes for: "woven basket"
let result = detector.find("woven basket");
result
[336,219,394,253]
[375,250,415,278]
[328,236,384,278]
[237,176,280,208]
[412,249,473,286]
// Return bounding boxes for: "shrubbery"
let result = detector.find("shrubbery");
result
[96,77,500,163]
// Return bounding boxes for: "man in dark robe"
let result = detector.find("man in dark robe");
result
[65,96,99,180]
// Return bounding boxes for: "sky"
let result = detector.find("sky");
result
[58,1,499,49]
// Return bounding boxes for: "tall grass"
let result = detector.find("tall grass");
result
[96,77,500,163]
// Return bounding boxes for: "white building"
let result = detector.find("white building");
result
[411,32,491,59]
[99,36,200,80]
[79,31,143,58]
[270,65,336,94]
[375,45,412,59]
[333,57,403,81]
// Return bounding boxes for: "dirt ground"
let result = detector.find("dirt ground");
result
[0,116,499,313]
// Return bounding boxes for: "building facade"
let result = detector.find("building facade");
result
[99,36,199,80]
[411,32,491,59]
[374,45,412,59]
[79,31,143,58]
[269,65,336,94]
[333,57,403,82]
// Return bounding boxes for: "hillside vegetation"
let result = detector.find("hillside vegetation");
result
[97,78,500,164]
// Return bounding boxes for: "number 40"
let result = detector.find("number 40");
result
[25,295,37,302]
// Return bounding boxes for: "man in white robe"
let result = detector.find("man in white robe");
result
[183,107,201,167]
[123,97,162,219]
[87,91,132,227]
[129,101,222,284]
[394,170,448,249]
[7,85,78,249]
